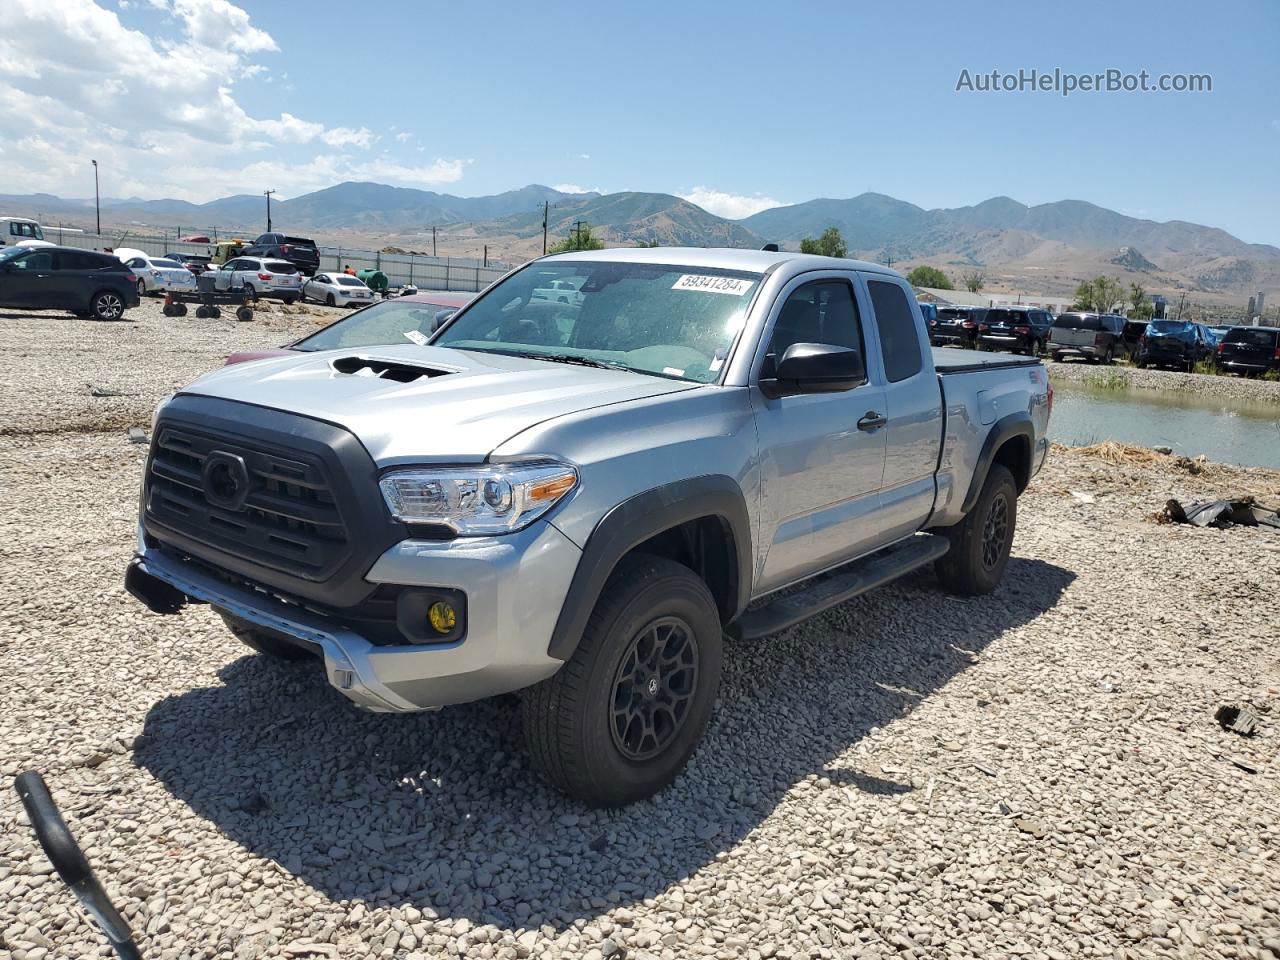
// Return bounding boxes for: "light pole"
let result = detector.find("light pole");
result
[91,160,100,236]
[264,189,276,232]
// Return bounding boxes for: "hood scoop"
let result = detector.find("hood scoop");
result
[331,355,453,384]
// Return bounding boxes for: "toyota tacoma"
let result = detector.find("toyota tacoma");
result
[126,247,1052,806]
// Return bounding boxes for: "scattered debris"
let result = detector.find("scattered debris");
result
[1153,445,1173,455]
[89,385,129,397]
[1164,497,1280,531]
[1216,703,1261,737]
[1229,757,1260,774]
[1097,679,1121,694]
[1015,818,1047,839]
[127,427,149,444]
[972,762,999,777]
[1069,490,1097,504]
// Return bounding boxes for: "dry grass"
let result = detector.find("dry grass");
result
[1059,440,1169,466]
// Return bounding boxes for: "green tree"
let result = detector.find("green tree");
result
[1072,275,1125,312]
[548,221,606,253]
[906,266,953,289]
[1128,282,1154,319]
[635,238,660,248]
[799,226,848,259]
[962,270,986,293]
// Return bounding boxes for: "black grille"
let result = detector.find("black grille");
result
[143,394,410,608]
[148,425,350,582]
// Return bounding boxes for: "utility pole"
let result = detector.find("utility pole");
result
[264,189,275,232]
[91,160,100,235]
[541,200,549,256]
[483,244,488,267]
[570,220,586,250]
[432,226,437,257]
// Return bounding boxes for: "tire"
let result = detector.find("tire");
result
[283,297,297,306]
[210,306,222,319]
[175,304,188,317]
[236,306,254,322]
[522,554,723,807]
[90,290,126,321]
[243,283,256,301]
[217,610,314,661]
[194,305,210,319]
[1102,347,1114,365]
[1051,352,1064,363]
[326,293,336,307]
[935,463,1018,597]
[162,304,176,317]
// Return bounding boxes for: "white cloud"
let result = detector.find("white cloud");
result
[553,183,604,195]
[0,0,457,204]
[395,131,413,143]
[680,186,783,219]
[578,153,591,160]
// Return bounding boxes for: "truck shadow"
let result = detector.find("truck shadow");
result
[135,556,1073,933]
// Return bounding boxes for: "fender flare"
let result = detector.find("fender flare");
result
[547,475,753,661]
[960,412,1034,515]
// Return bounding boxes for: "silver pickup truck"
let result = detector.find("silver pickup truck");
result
[126,247,1052,806]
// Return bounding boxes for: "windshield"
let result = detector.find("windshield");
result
[295,300,464,351]
[1053,313,1099,330]
[434,261,763,382]
[1149,320,1193,335]
[937,309,971,322]
[1224,327,1278,346]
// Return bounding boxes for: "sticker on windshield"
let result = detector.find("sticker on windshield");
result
[671,274,752,296]
[663,367,685,377]
[403,330,429,346]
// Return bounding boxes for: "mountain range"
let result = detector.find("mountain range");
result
[4,182,1276,303]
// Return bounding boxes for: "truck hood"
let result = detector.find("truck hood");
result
[179,344,698,463]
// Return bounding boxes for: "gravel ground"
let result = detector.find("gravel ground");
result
[1045,359,1280,406]
[2,307,1279,960]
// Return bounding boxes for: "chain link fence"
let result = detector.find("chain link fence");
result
[36,225,513,292]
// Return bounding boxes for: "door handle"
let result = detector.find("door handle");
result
[857,411,887,431]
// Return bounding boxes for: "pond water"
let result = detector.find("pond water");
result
[1049,381,1280,469]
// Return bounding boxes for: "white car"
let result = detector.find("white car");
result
[0,216,55,249]
[302,272,376,307]
[532,277,584,307]
[212,256,303,302]
[121,254,198,295]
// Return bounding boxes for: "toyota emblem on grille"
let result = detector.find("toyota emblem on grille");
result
[202,451,251,511]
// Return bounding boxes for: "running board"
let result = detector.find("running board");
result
[729,534,950,641]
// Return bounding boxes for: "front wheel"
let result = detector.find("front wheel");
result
[326,293,336,307]
[935,464,1017,596]
[522,554,722,807]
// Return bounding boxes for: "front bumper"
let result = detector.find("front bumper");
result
[128,520,581,712]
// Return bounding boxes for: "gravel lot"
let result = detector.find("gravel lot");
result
[2,305,1279,960]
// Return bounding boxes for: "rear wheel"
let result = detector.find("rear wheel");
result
[194,305,210,319]
[90,290,126,321]
[522,554,722,807]
[243,283,257,301]
[217,610,314,661]
[283,297,297,306]
[1102,347,1115,365]
[935,464,1017,596]
[236,306,254,322]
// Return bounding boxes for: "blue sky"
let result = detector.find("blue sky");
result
[5,0,1279,243]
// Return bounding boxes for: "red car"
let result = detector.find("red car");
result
[225,292,475,365]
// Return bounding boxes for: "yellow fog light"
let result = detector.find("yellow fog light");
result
[428,601,457,634]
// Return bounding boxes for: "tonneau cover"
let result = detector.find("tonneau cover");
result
[931,347,1041,373]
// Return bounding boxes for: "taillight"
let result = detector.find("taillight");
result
[258,272,272,281]
[1216,343,1225,354]
[962,321,975,329]
[1014,325,1030,334]
[1274,347,1280,360]
[281,244,291,252]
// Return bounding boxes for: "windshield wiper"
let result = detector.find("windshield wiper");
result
[512,352,629,371]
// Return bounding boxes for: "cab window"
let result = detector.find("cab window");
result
[767,280,863,364]
[867,280,923,382]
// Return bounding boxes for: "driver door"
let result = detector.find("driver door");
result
[0,249,56,308]
[751,274,889,594]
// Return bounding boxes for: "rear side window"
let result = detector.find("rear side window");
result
[58,251,109,270]
[867,280,923,382]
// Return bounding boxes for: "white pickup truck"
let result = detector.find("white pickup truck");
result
[126,247,1052,805]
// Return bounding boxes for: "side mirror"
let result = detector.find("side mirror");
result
[760,342,865,399]
[430,309,457,332]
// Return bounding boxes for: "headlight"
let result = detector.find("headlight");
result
[379,461,578,535]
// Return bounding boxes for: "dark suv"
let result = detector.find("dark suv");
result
[0,245,140,320]
[1048,312,1126,364]
[977,306,1053,354]
[931,305,987,347]
[1214,326,1280,376]
[242,233,320,276]
[1134,320,1213,371]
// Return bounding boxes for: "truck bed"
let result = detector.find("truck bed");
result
[930,346,1041,373]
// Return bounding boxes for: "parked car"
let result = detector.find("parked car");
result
[211,240,247,267]
[1214,326,1280,377]
[242,232,320,276]
[1133,319,1214,371]
[0,216,54,249]
[1121,319,1149,357]
[122,254,198,295]
[0,245,140,320]
[532,277,585,307]
[126,246,1051,806]
[179,235,211,244]
[1206,325,1232,346]
[1048,312,1126,364]
[302,271,376,307]
[223,292,476,364]
[932,305,987,347]
[977,306,1053,355]
[165,251,213,275]
[212,256,303,303]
